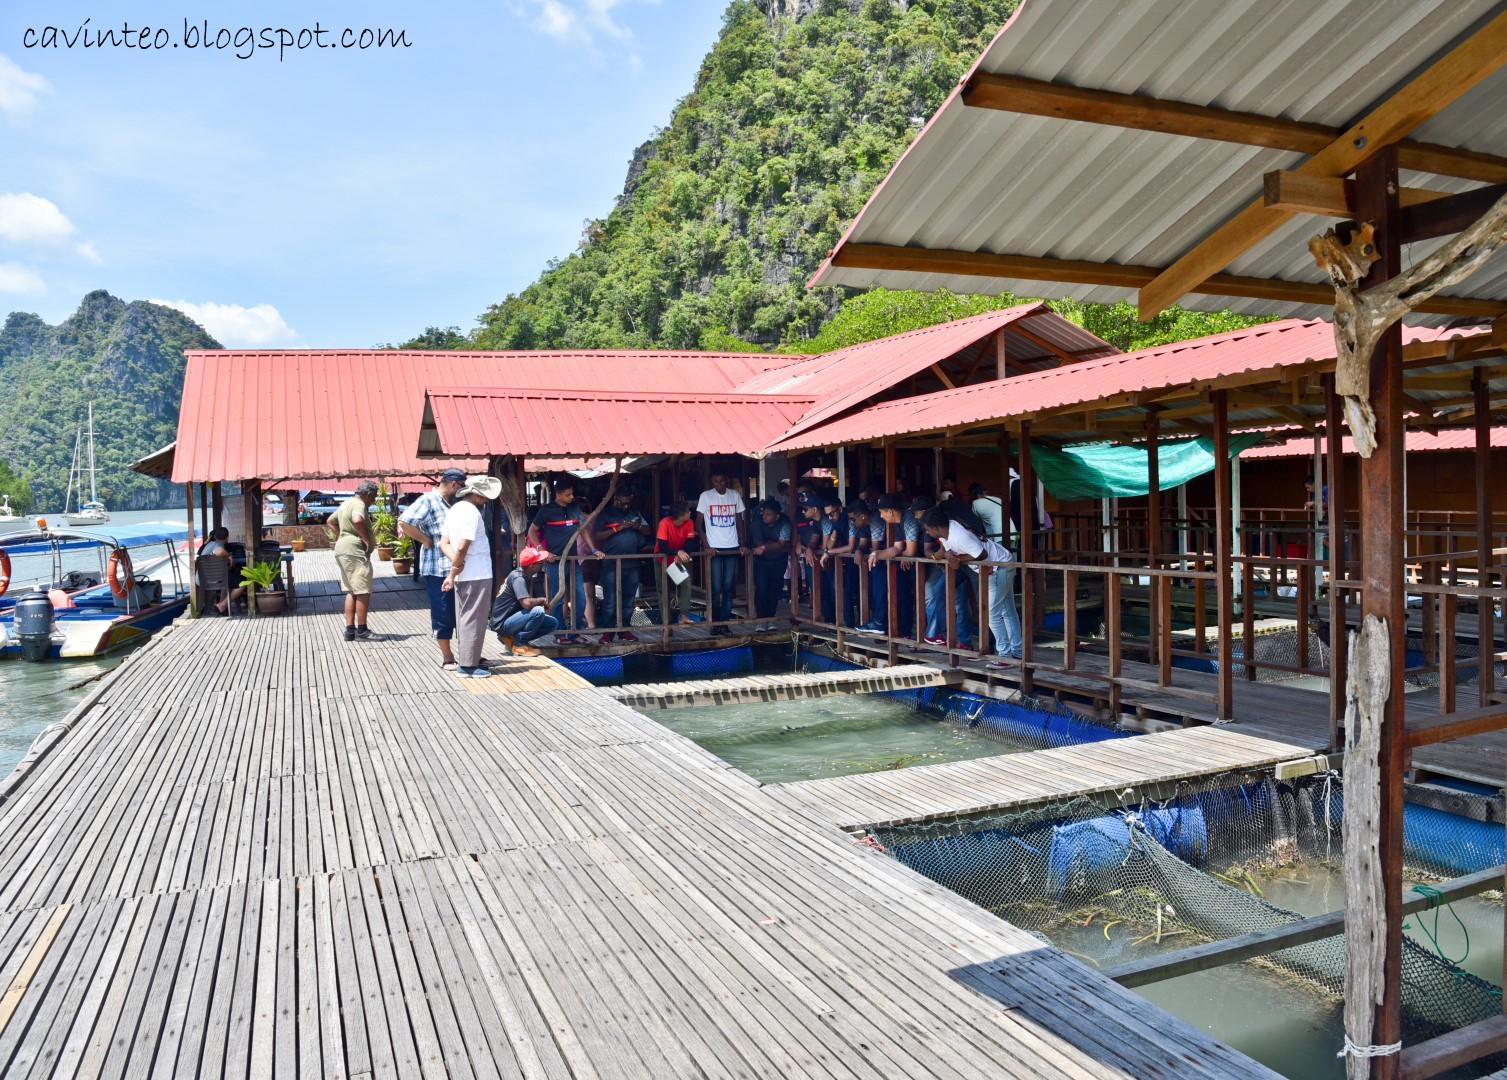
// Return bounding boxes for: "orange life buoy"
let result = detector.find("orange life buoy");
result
[0,550,10,598]
[108,548,134,598]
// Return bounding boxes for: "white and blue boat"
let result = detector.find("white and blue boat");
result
[0,522,194,660]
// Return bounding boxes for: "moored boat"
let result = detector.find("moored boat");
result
[0,522,193,660]
[0,495,30,536]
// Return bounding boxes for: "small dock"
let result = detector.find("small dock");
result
[0,552,1280,1079]
[771,726,1325,830]
[607,663,959,710]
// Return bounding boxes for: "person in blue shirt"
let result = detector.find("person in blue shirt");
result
[865,493,917,637]
[912,495,977,647]
[749,498,792,631]
[850,500,890,635]
[397,467,466,668]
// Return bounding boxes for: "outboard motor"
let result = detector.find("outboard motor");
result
[15,588,55,662]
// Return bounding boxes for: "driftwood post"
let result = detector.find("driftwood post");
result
[546,457,625,614]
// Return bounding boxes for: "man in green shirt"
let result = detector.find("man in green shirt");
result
[332,480,379,640]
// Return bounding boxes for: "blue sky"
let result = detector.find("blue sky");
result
[0,2,730,346]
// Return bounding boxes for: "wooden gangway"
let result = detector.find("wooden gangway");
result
[608,662,960,710]
[0,552,1278,1078]
[770,726,1325,830]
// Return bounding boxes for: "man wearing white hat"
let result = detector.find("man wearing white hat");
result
[441,474,502,678]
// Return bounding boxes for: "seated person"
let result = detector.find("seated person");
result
[199,527,246,615]
[490,547,560,656]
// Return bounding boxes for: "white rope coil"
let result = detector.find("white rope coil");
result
[1337,1036,1401,1059]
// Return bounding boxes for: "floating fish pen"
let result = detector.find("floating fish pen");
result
[873,773,1506,1061]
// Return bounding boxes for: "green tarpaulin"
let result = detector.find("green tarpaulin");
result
[1032,434,1263,501]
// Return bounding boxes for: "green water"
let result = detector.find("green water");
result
[641,694,1021,784]
[0,509,183,777]
[1055,860,1503,1080]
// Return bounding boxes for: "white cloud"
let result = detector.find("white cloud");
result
[0,192,77,246]
[0,262,45,294]
[150,300,299,347]
[0,55,48,118]
[75,240,102,264]
[516,0,651,59]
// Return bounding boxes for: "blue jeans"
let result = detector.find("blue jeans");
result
[925,564,976,643]
[422,575,456,640]
[601,559,641,629]
[710,552,740,623]
[544,560,588,631]
[974,563,1023,657]
[500,607,559,646]
[867,561,888,631]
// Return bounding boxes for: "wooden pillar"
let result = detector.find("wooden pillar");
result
[837,447,847,504]
[212,482,223,533]
[1019,423,1036,689]
[186,481,198,616]
[1346,145,1406,1080]
[1325,374,1348,749]
[1475,368,1495,705]
[1146,409,1161,669]
[885,441,899,665]
[788,451,802,624]
[995,326,1008,380]
[199,482,210,541]
[1213,390,1233,721]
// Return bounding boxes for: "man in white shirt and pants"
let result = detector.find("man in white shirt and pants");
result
[441,475,501,678]
[922,506,1022,664]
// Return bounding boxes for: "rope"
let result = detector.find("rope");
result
[1407,883,1470,966]
[1337,1036,1401,1059]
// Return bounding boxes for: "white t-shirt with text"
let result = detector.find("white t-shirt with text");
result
[697,488,746,550]
[940,519,1012,565]
[442,500,492,583]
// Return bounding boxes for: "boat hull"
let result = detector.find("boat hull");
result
[0,595,188,660]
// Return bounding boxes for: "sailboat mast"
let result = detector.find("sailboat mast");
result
[65,429,81,514]
[87,402,97,504]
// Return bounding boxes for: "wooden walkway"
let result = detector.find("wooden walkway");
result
[770,726,1324,830]
[0,551,1278,1078]
[608,663,960,710]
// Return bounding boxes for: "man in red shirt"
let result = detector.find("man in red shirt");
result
[655,501,698,624]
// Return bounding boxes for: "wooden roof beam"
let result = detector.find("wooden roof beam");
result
[831,243,1507,319]
[962,72,1507,185]
[1138,8,1507,319]
[1264,172,1507,244]
[1009,320,1086,367]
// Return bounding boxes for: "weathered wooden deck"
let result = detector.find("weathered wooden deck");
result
[607,663,961,710]
[0,551,1280,1078]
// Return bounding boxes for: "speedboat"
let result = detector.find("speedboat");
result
[0,522,194,660]
[0,495,29,536]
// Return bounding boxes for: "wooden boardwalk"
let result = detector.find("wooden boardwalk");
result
[770,726,1324,830]
[0,551,1279,1078]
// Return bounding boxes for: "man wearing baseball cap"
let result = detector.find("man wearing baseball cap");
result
[399,467,467,669]
[489,545,560,656]
[440,474,502,678]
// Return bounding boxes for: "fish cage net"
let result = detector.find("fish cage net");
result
[873,773,1505,1052]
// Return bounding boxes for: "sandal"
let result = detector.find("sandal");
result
[557,635,589,646]
[441,660,458,671]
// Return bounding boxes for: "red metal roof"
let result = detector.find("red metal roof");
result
[735,304,1115,440]
[422,389,817,458]
[768,319,1482,451]
[171,349,801,483]
[1242,427,1507,459]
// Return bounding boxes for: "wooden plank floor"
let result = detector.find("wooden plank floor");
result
[608,663,961,710]
[769,726,1323,830]
[0,551,1279,1078]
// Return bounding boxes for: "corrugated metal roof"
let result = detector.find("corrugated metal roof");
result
[423,389,816,458]
[734,304,1116,440]
[1244,427,1507,459]
[171,349,803,483]
[769,319,1481,451]
[812,0,1507,323]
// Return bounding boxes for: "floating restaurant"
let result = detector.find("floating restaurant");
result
[2,0,1506,1076]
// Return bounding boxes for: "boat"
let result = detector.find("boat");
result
[0,495,30,536]
[0,522,193,660]
[63,404,110,526]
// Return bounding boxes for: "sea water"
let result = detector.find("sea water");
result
[0,509,188,774]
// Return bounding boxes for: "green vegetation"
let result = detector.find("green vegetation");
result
[0,459,32,515]
[449,0,1267,359]
[0,292,220,512]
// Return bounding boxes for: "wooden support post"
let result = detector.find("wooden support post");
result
[1345,146,1406,1080]
[1476,368,1496,705]
[1146,409,1161,669]
[995,326,1008,380]
[1019,423,1036,688]
[886,442,899,665]
[1064,568,1078,668]
[186,481,198,617]
[1440,593,1457,716]
[1326,374,1349,748]
[1107,570,1122,715]
[1213,390,1234,721]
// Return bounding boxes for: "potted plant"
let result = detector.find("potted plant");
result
[392,534,414,575]
[291,536,306,553]
[371,506,397,561]
[240,560,286,616]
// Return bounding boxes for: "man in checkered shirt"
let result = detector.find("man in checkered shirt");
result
[399,468,466,670]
